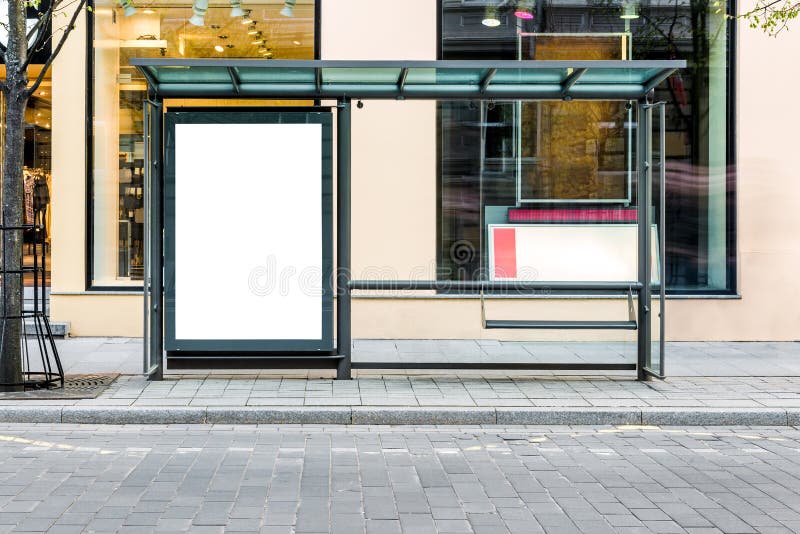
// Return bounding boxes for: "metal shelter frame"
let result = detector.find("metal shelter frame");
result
[133,58,684,381]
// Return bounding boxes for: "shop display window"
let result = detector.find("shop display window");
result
[439,0,734,293]
[90,0,316,287]
[0,85,52,287]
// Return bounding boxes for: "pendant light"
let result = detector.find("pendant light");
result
[246,22,259,35]
[229,0,244,17]
[514,0,534,20]
[119,0,137,17]
[482,6,501,27]
[189,0,208,26]
[620,0,640,19]
[241,9,253,24]
[280,0,295,17]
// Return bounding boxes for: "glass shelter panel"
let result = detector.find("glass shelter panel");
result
[91,0,316,287]
[649,102,667,377]
[440,0,733,293]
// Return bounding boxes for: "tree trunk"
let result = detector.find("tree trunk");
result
[1,0,30,391]
[0,88,28,391]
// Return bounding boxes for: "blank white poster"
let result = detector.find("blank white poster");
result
[174,122,323,340]
[488,224,659,283]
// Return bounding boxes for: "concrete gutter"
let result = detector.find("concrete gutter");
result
[0,406,797,426]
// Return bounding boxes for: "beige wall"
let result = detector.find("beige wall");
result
[48,0,800,341]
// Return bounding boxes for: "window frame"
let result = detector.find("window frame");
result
[85,0,323,291]
[435,0,738,297]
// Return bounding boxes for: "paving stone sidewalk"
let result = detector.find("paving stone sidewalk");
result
[2,339,798,426]
[0,424,799,533]
[51,338,800,377]
[1,375,799,426]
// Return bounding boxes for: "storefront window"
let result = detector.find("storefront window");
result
[439,0,734,292]
[90,0,316,287]
[0,82,52,286]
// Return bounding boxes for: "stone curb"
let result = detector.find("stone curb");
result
[352,407,496,426]
[61,406,206,424]
[640,407,789,427]
[0,405,796,426]
[496,407,641,426]
[206,407,352,425]
[0,406,62,423]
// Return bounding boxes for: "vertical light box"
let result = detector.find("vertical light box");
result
[164,111,333,352]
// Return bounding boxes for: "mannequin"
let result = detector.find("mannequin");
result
[33,173,50,250]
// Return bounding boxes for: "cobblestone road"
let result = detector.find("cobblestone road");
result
[0,425,799,533]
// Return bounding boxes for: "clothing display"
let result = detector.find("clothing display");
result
[22,168,51,233]
[23,171,35,224]
[118,160,145,280]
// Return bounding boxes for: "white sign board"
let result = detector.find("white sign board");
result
[168,119,329,349]
[488,224,660,283]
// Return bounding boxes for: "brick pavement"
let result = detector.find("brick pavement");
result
[3,339,797,426]
[52,339,800,378]
[0,424,798,533]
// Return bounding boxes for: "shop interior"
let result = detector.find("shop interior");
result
[0,65,52,287]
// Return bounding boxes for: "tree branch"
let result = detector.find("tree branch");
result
[25,0,87,97]
[22,3,57,69]
[741,0,800,35]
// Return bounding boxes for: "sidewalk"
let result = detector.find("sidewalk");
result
[2,338,799,426]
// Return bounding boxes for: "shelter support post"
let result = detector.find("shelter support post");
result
[146,99,164,381]
[636,100,652,381]
[336,99,352,380]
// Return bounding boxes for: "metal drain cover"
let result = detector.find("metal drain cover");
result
[0,374,119,400]
[64,374,118,390]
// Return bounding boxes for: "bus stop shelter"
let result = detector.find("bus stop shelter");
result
[132,58,685,381]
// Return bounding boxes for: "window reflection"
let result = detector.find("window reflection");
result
[439,0,732,292]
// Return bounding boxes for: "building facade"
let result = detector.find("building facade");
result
[39,0,800,341]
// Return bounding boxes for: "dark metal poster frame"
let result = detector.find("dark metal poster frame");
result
[137,59,679,381]
[161,109,334,354]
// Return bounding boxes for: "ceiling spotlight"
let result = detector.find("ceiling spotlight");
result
[214,44,224,52]
[241,9,252,24]
[119,0,137,17]
[251,32,264,45]
[247,22,259,35]
[482,7,501,27]
[189,0,208,26]
[292,39,301,45]
[514,0,535,19]
[142,7,155,14]
[280,0,295,17]
[230,0,244,17]
[620,0,640,19]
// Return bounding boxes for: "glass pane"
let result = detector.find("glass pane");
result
[323,67,401,84]
[91,0,317,286]
[579,67,663,84]
[238,66,316,83]
[650,104,666,376]
[0,86,54,289]
[491,68,564,84]
[407,68,481,84]
[154,66,231,84]
[439,0,732,293]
